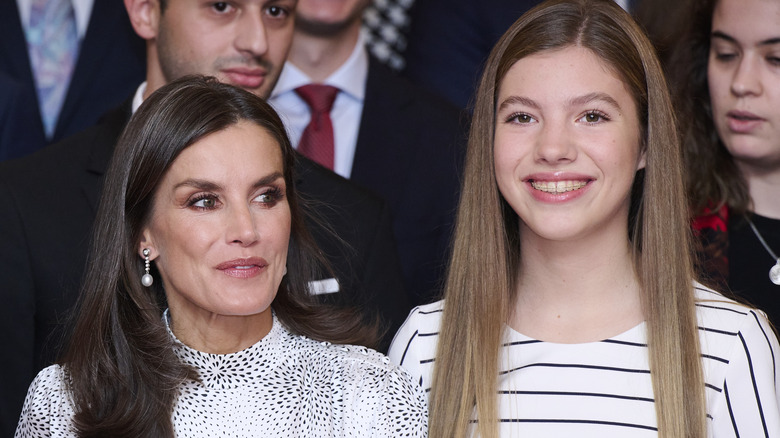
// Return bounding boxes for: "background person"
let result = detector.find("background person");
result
[15,76,427,438]
[390,1,780,436]
[269,0,465,305]
[671,0,780,323]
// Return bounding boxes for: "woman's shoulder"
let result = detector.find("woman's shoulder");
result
[289,332,416,383]
[15,365,75,437]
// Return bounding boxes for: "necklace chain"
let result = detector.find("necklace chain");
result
[746,217,779,260]
[745,216,780,286]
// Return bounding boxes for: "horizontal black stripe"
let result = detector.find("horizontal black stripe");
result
[418,308,443,315]
[501,362,651,376]
[699,326,739,336]
[418,331,439,337]
[495,418,657,431]
[498,390,654,403]
[601,339,647,347]
[702,353,729,364]
[696,303,748,316]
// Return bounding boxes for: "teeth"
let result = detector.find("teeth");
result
[235,265,253,270]
[531,180,587,193]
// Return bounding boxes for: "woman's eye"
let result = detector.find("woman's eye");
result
[191,196,219,209]
[254,188,282,205]
[715,52,737,62]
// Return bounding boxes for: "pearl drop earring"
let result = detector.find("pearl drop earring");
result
[141,248,153,287]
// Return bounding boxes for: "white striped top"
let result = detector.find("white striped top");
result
[388,284,780,437]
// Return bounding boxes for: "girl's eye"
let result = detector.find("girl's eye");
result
[580,111,608,123]
[508,113,535,124]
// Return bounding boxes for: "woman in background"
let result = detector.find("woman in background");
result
[672,0,780,323]
[16,76,426,437]
[389,0,779,436]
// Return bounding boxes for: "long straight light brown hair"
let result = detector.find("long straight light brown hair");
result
[429,1,706,437]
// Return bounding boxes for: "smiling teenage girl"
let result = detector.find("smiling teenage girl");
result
[389,0,780,436]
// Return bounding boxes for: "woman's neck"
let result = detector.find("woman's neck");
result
[739,161,780,219]
[168,306,273,354]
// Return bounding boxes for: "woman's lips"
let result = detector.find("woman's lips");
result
[726,110,765,134]
[216,258,267,279]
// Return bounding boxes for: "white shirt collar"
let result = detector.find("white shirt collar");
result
[271,32,368,101]
[131,82,147,114]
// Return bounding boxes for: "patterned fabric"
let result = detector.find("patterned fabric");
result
[362,0,414,71]
[692,205,730,291]
[25,0,79,139]
[389,284,780,437]
[15,315,428,437]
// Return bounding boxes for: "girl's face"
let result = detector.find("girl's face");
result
[494,46,644,244]
[708,0,780,172]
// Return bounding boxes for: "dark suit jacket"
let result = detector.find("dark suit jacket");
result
[0,73,45,160]
[0,99,407,436]
[402,0,538,108]
[351,56,466,305]
[0,0,145,157]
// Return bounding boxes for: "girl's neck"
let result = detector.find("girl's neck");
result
[510,230,643,343]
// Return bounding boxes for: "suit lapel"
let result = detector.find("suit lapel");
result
[56,0,128,139]
[81,101,133,213]
[0,1,35,85]
[0,0,44,133]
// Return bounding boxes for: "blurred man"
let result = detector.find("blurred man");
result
[270,0,465,306]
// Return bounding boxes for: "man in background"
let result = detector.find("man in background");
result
[270,0,465,305]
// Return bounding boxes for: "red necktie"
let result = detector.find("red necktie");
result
[295,84,339,170]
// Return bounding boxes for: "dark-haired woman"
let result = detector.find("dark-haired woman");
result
[673,0,780,325]
[389,0,779,437]
[15,76,426,437]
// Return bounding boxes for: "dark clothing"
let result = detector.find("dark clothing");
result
[0,0,145,158]
[352,57,466,305]
[402,0,538,108]
[693,206,780,325]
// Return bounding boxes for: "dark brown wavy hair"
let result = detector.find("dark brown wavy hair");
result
[669,0,750,217]
[60,75,375,437]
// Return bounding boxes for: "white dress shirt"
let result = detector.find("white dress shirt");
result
[269,34,369,179]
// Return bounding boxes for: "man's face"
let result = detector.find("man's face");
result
[155,0,297,98]
[294,0,369,36]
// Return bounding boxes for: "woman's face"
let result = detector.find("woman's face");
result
[708,0,780,171]
[141,120,291,328]
[494,46,644,244]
